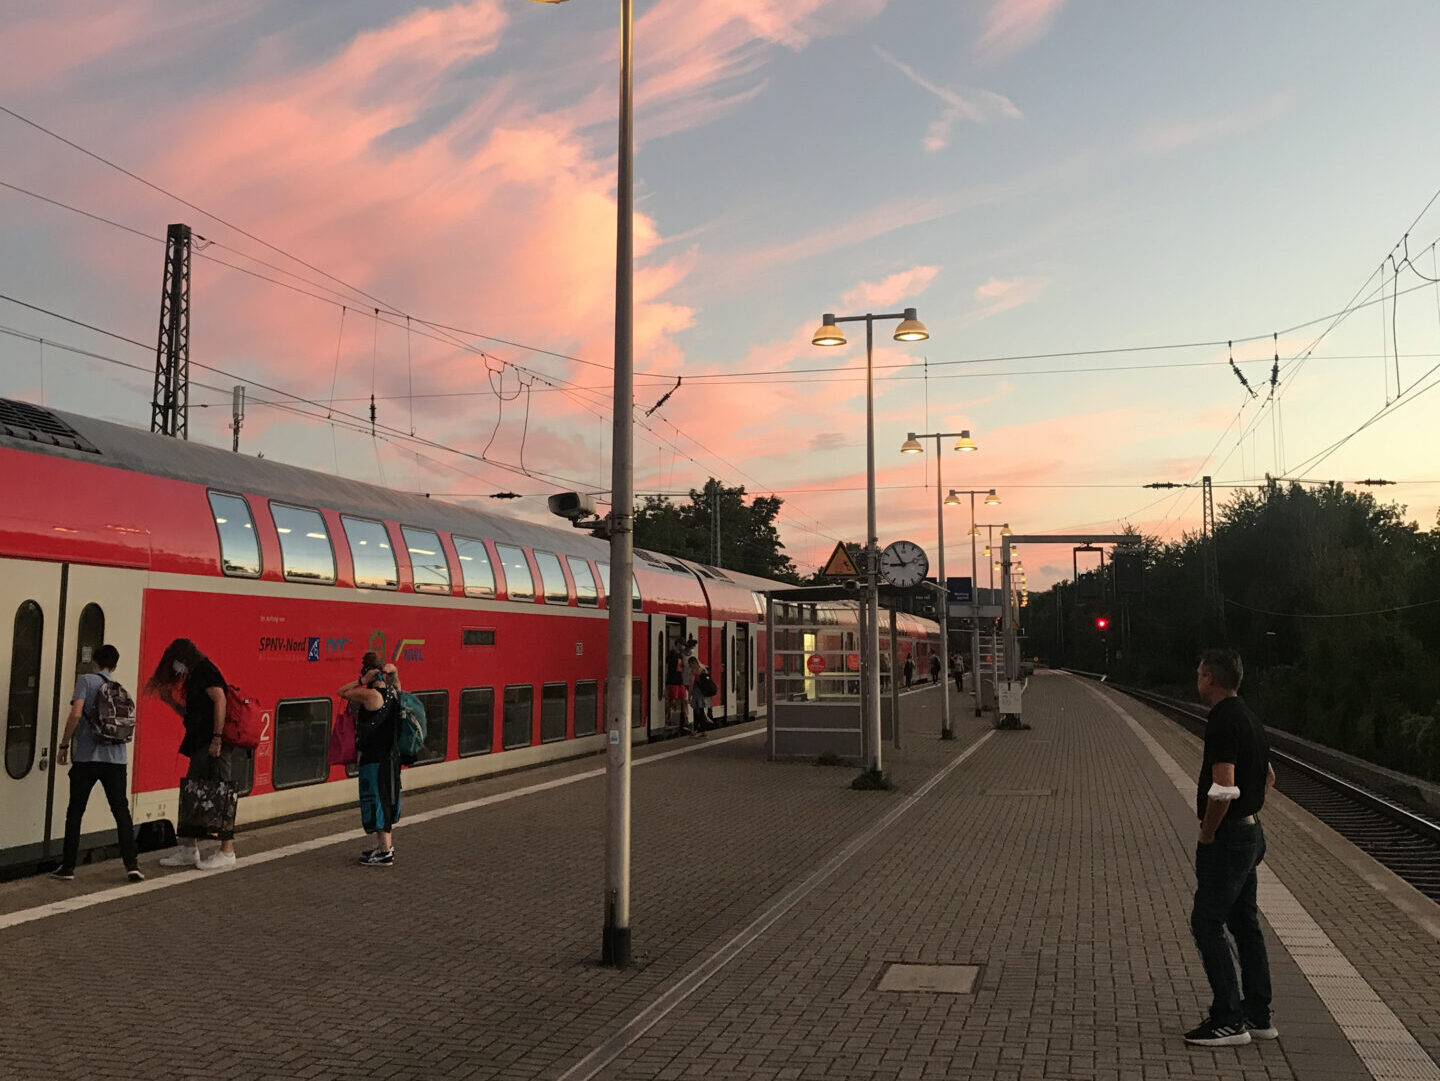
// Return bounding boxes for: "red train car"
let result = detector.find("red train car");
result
[0,398,936,872]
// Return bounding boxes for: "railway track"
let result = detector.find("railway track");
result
[1084,676,1440,904]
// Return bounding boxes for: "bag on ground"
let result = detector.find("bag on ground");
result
[221,684,262,749]
[328,706,357,766]
[397,691,428,765]
[178,760,238,839]
[90,674,137,744]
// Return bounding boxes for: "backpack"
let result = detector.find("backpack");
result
[221,684,262,749]
[397,691,428,765]
[697,671,718,698]
[89,674,137,744]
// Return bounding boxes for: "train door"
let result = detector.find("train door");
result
[733,622,750,720]
[45,566,145,855]
[718,625,729,722]
[658,616,688,732]
[0,559,63,866]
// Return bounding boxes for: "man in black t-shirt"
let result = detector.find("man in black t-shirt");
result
[1184,648,1278,1048]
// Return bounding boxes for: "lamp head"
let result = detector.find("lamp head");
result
[968,524,981,537]
[943,489,962,506]
[953,430,977,452]
[1000,523,1013,537]
[892,307,929,342]
[900,434,924,454]
[811,314,846,347]
[984,488,1000,505]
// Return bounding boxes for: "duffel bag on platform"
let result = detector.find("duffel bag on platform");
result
[178,765,238,840]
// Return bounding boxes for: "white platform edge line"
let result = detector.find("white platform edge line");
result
[1078,677,1440,1081]
[554,729,998,1081]
[0,727,765,933]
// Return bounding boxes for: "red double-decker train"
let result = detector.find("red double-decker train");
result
[0,398,939,873]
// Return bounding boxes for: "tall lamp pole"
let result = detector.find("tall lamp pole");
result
[812,309,929,776]
[900,430,977,740]
[529,0,635,968]
[942,489,1001,715]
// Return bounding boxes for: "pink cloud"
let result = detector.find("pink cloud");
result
[841,265,942,311]
[976,0,1066,62]
[1138,91,1296,156]
[875,48,1022,151]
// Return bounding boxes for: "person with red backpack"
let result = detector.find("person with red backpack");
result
[51,643,143,883]
[145,638,240,870]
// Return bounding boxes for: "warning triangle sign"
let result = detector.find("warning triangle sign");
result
[821,542,861,578]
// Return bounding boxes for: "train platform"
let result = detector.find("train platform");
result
[2,675,1439,1081]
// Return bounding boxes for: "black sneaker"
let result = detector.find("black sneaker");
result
[49,867,75,882]
[1245,1017,1279,1040]
[1184,1018,1251,1047]
[359,849,394,867]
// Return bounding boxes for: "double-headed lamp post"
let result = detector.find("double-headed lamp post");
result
[529,0,635,968]
[944,489,1000,716]
[812,309,928,774]
[900,430,976,740]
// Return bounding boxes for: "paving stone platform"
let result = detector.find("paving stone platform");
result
[1,674,1437,1081]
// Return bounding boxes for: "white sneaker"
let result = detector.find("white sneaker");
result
[197,849,237,871]
[158,848,200,869]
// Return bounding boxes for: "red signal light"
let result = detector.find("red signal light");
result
[1095,616,1110,631]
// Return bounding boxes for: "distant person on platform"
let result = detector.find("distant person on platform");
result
[1183,648,1277,1048]
[952,653,965,693]
[929,653,941,684]
[902,654,915,688]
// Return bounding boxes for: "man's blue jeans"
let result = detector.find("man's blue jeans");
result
[1191,819,1271,1026]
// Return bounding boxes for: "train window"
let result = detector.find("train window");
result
[402,527,450,593]
[495,545,535,602]
[574,680,599,736]
[342,517,398,590]
[540,682,568,743]
[208,492,261,578]
[633,677,643,728]
[73,602,104,684]
[272,698,331,789]
[5,600,43,779]
[502,684,533,749]
[459,687,494,756]
[534,551,569,604]
[567,558,598,607]
[271,504,335,584]
[453,536,496,598]
[462,628,496,647]
[597,562,642,611]
[410,689,448,763]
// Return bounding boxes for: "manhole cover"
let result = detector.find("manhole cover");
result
[877,964,980,993]
[985,788,1053,797]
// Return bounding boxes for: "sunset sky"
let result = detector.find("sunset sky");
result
[4,1,1440,587]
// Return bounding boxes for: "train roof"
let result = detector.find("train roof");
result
[1,397,609,556]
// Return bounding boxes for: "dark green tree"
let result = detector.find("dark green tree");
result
[632,479,799,581]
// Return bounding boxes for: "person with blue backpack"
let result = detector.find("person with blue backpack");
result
[339,657,402,867]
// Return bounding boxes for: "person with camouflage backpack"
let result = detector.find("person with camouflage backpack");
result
[340,655,402,867]
[52,644,143,883]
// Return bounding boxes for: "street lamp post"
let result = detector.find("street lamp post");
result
[528,0,635,968]
[900,431,976,740]
[942,490,1000,716]
[812,309,928,776]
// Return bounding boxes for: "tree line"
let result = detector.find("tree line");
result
[1025,482,1440,781]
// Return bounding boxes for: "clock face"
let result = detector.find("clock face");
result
[880,540,929,588]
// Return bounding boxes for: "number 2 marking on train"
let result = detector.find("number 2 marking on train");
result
[260,712,272,743]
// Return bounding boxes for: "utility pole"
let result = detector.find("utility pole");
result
[1202,475,1224,639]
[231,386,246,452]
[150,223,192,438]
